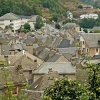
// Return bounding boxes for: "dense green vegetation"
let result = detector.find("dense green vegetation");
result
[79,17,100,29]
[43,62,100,100]
[80,0,100,8]
[0,0,66,18]
[35,16,44,30]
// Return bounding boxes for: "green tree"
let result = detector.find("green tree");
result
[35,16,44,30]
[51,15,58,22]
[43,62,100,99]
[78,5,83,9]
[55,23,61,29]
[24,23,31,31]
[0,60,28,100]
[79,18,96,28]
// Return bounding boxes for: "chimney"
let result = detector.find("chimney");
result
[48,68,53,73]
[34,59,38,69]
[71,58,76,66]
[16,65,23,74]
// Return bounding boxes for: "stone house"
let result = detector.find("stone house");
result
[80,33,100,57]
[0,66,26,97]
[9,50,44,85]
[33,62,76,82]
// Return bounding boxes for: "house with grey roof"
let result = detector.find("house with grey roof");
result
[9,50,44,85]
[38,48,50,61]
[28,15,46,30]
[62,23,80,32]
[0,13,21,32]
[57,39,70,48]
[47,53,69,62]
[57,47,79,56]
[0,66,26,97]
[80,33,100,57]
[33,62,76,82]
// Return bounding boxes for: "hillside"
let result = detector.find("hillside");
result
[0,0,84,19]
[1,0,100,20]
[80,0,100,8]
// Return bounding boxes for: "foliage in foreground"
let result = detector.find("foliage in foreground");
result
[43,62,100,100]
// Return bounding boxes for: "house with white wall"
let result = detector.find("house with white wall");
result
[80,14,98,19]
[0,13,46,32]
[0,13,22,32]
[80,33,100,57]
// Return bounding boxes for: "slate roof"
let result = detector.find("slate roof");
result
[33,46,45,56]
[50,37,62,48]
[62,53,72,61]
[81,33,100,48]
[47,53,61,62]
[33,62,76,74]
[1,45,15,55]
[57,47,79,56]
[36,35,46,43]
[28,15,46,22]
[43,35,54,47]
[9,50,44,70]
[91,26,100,31]
[24,36,35,45]
[0,13,20,20]
[12,43,26,50]
[57,39,70,48]
[38,48,50,61]
[0,37,10,45]
[28,71,59,91]
[28,15,38,22]
[0,66,26,88]
[33,43,39,49]
[63,23,76,30]
[10,55,36,70]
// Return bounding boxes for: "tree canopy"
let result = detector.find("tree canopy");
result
[35,16,44,30]
[43,62,100,100]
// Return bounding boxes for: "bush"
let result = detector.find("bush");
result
[55,23,61,29]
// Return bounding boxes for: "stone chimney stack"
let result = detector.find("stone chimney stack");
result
[16,65,23,74]
[34,59,38,69]
[70,58,76,66]
[48,68,53,73]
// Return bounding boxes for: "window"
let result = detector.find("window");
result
[28,79,33,85]
[87,48,88,52]
[96,48,98,53]
[29,70,32,74]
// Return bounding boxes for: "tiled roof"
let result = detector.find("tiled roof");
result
[0,13,20,20]
[47,53,61,62]
[9,51,44,70]
[0,66,26,88]
[28,71,59,91]
[81,33,100,47]
[57,47,79,56]
[57,39,70,48]
[33,62,76,74]
[38,48,50,61]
